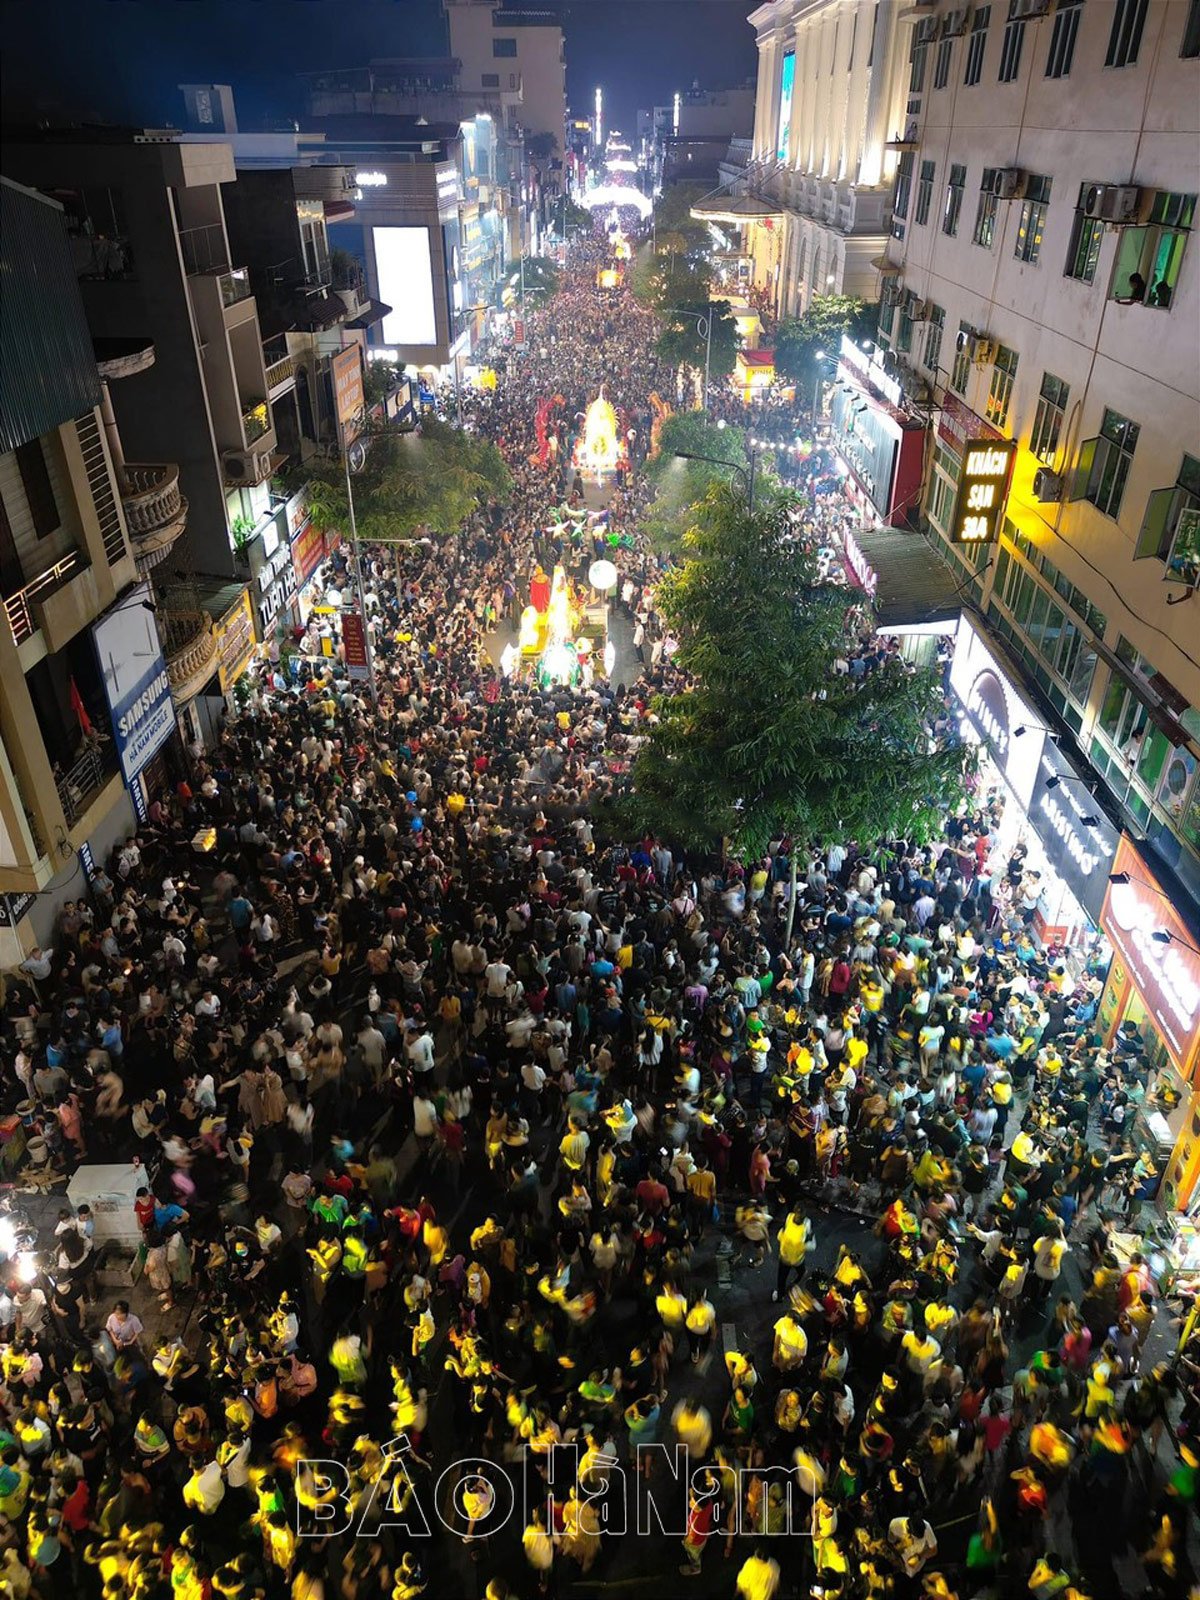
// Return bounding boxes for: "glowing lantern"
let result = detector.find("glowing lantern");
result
[588,559,619,591]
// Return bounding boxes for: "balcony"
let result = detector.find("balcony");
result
[242,401,270,444]
[5,551,88,647]
[56,739,119,829]
[265,353,298,392]
[120,463,188,574]
[160,608,219,704]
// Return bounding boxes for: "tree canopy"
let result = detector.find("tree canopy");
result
[642,413,751,551]
[650,181,712,253]
[624,484,966,860]
[656,299,738,383]
[773,295,877,384]
[302,419,510,545]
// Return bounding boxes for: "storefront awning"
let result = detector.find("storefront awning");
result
[850,525,962,629]
[345,298,392,329]
[690,194,783,224]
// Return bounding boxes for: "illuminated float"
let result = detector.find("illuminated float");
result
[573,390,626,480]
[513,561,611,687]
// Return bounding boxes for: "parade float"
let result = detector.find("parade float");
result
[573,390,626,480]
[511,558,615,687]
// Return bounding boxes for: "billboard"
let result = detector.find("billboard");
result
[1101,835,1200,1072]
[93,584,175,786]
[331,346,364,450]
[777,50,795,163]
[342,612,370,683]
[947,612,1045,811]
[1029,741,1120,924]
[376,226,437,346]
[949,439,1016,545]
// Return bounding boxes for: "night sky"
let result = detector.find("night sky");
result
[0,0,757,135]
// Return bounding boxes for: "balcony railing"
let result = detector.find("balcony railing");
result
[161,609,219,702]
[178,222,229,276]
[265,354,298,390]
[219,267,253,308]
[242,401,270,443]
[56,740,117,828]
[121,463,183,536]
[4,550,87,646]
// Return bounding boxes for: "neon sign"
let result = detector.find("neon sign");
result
[950,438,1015,544]
[777,51,795,163]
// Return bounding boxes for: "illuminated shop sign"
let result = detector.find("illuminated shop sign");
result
[356,171,388,187]
[1030,746,1120,923]
[1102,836,1200,1069]
[947,613,1044,810]
[949,438,1016,544]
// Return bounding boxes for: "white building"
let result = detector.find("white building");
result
[445,1,566,156]
[716,0,915,317]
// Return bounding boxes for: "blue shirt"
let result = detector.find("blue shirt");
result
[154,1201,184,1231]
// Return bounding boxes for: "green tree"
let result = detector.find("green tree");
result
[651,181,712,253]
[656,299,738,384]
[643,413,750,552]
[773,295,877,384]
[559,197,592,237]
[303,418,510,548]
[624,484,966,928]
[632,251,713,312]
[504,255,560,304]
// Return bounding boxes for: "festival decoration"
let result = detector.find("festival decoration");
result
[588,559,619,592]
[574,390,623,477]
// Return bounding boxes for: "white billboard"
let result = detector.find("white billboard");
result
[93,585,175,786]
[375,226,437,347]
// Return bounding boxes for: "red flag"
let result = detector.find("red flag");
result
[69,677,93,737]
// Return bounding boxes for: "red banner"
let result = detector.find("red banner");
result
[291,520,325,587]
[937,393,1003,459]
[341,611,370,683]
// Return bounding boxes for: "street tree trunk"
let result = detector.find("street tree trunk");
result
[785,853,798,948]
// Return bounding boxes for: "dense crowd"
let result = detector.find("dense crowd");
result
[0,226,1195,1600]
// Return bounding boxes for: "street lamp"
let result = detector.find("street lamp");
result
[664,306,712,412]
[812,347,827,425]
[673,443,759,511]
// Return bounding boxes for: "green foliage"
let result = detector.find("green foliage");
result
[362,360,403,409]
[773,296,877,384]
[559,197,592,237]
[514,256,560,298]
[656,299,738,381]
[634,251,713,312]
[643,413,749,552]
[304,419,510,545]
[624,485,967,859]
[651,182,712,252]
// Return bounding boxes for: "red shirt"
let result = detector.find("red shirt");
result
[61,1479,91,1532]
[635,1178,670,1215]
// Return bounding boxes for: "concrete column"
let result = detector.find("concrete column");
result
[860,0,897,187]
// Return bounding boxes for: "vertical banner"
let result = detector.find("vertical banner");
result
[513,317,526,352]
[332,346,365,452]
[342,612,370,682]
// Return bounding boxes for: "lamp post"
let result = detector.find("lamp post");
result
[664,306,713,412]
[812,347,827,425]
[673,444,758,512]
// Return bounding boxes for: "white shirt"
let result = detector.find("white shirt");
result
[485,961,512,996]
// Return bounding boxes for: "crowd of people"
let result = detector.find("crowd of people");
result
[0,224,1195,1600]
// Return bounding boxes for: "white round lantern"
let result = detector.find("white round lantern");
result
[588,559,619,592]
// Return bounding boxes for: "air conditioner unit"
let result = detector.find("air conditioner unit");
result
[941,9,970,38]
[222,448,272,484]
[1032,467,1064,502]
[955,327,976,355]
[1082,183,1142,223]
[882,278,903,306]
[973,338,998,365]
[1012,0,1052,17]
[908,299,931,321]
[992,167,1026,200]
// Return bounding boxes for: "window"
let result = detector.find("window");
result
[910,37,929,92]
[1105,0,1149,66]
[923,304,945,374]
[1046,0,1083,77]
[998,3,1027,80]
[1065,188,1105,282]
[15,440,58,538]
[974,170,999,247]
[1030,372,1070,463]
[1076,408,1140,519]
[878,298,896,339]
[892,151,915,239]
[934,36,954,88]
[897,298,915,353]
[1109,192,1195,308]
[1183,0,1200,56]
[943,163,967,236]
[964,6,991,84]
[985,344,1019,428]
[492,37,518,57]
[1014,175,1051,263]
[951,322,973,395]
[1136,455,1200,560]
[481,72,500,87]
[915,160,936,226]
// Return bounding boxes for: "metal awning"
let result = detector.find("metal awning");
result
[690,194,783,223]
[346,298,392,329]
[849,525,963,629]
[869,255,902,273]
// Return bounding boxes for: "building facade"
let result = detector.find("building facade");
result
[0,179,154,957]
[444,0,567,156]
[730,0,914,317]
[876,0,1200,1203]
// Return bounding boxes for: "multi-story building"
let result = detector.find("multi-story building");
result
[711,0,912,318]
[0,177,164,957]
[652,84,756,188]
[444,0,567,156]
[1,127,292,734]
[873,0,1200,1205]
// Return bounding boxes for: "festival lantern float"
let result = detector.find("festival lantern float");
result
[573,390,627,480]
